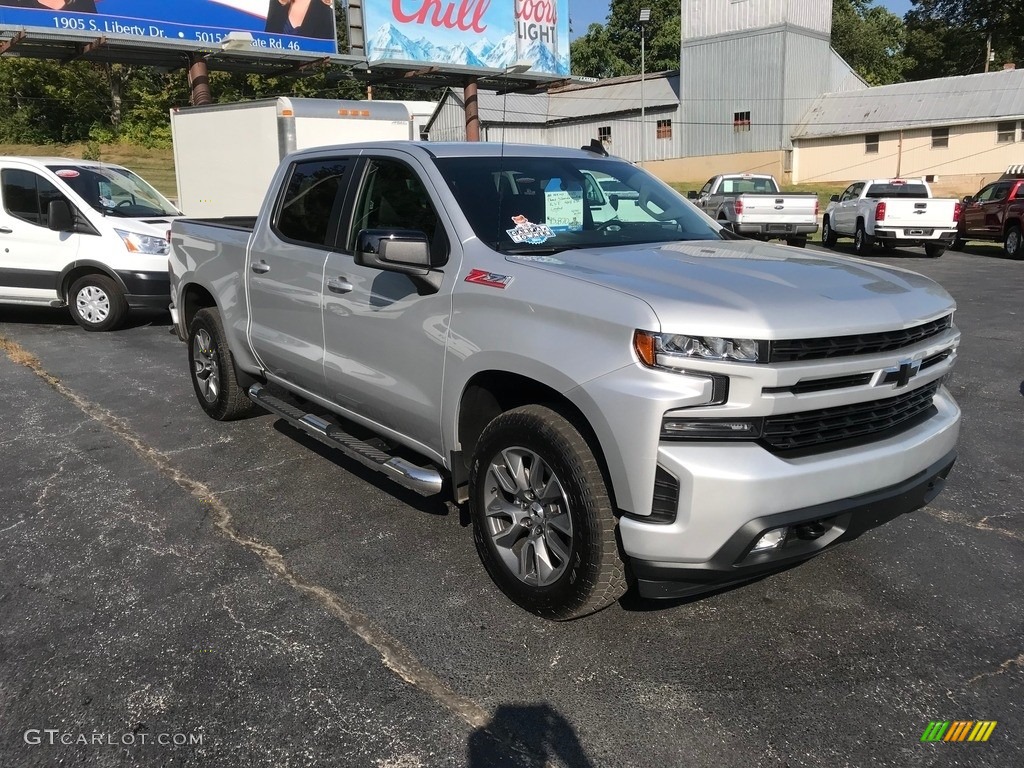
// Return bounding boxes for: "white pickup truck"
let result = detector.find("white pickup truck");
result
[688,173,819,247]
[0,156,180,330]
[822,179,961,258]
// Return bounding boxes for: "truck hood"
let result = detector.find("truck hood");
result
[506,238,955,338]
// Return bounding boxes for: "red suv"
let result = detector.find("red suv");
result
[954,166,1024,259]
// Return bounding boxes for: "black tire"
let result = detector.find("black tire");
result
[786,236,807,248]
[951,236,966,252]
[853,221,873,256]
[187,308,256,421]
[925,244,946,258]
[68,274,127,332]
[881,241,896,252]
[1005,225,1023,260]
[469,405,627,620]
[822,217,837,247]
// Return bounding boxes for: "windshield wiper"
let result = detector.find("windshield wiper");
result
[498,245,584,255]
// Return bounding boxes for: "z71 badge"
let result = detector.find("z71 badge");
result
[465,269,513,289]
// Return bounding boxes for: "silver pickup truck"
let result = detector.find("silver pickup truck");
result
[689,173,819,247]
[169,142,960,620]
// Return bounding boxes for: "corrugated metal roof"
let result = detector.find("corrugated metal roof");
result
[441,72,679,126]
[793,68,1024,139]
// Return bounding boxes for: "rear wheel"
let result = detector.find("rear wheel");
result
[1005,225,1023,260]
[469,405,627,620]
[925,244,946,258]
[853,222,873,256]
[951,236,967,252]
[69,274,127,332]
[785,236,807,248]
[881,241,896,252]
[188,308,256,421]
[822,217,837,247]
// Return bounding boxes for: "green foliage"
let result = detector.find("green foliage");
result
[904,0,1024,79]
[831,0,913,85]
[571,0,681,78]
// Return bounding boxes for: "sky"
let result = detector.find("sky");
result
[569,0,916,40]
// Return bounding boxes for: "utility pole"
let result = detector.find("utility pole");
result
[985,33,992,73]
[639,8,650,166]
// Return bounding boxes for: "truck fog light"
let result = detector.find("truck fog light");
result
[752,527,788,552]
[661,418,762,440]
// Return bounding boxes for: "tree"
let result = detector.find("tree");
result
[570,0,681,79]
[831,0,913,85]
[903,0,1023,79]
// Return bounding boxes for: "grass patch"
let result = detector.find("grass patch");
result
[0,143,177,199]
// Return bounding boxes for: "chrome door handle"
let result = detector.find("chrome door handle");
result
[251,260,271,274]
[326,277,353,294]
[0,226,12,234]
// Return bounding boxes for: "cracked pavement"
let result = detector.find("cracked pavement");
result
[1,248,1021,767]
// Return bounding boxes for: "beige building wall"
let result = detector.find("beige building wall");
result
[792,120,1023,193]
[645,150,787,186]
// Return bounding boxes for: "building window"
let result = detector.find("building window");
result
[733,111,751,132]
[656,119,672,139]
[865,133,880,153]
[598,126,612,144]
[997,121,1017,143]
[931,127,949,149]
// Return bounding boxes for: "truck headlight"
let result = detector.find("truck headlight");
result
[634,330,763,367]
[115,229,170,256]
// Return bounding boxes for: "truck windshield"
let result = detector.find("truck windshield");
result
[48,164,181,217]
[434,156,721,253]
[864,183,929,199]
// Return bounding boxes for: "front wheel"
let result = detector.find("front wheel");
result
[822,217,837,247]
[69,274,127,332]
[1005,225,1023,260]
[925,244,946,258]
[469,405,627,620]
[853,222,873,256]
[187,308,256,421]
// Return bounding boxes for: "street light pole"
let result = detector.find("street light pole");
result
[639,8,651,166]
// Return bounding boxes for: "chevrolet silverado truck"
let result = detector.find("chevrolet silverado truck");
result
[952,165,1024,259]
[822,178,961,258]
[687,173,818,247]
[169,142,961,620]
[0,156,179,330]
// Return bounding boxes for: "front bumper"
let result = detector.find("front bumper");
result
[630,449,956,599]
[117,270,170,309]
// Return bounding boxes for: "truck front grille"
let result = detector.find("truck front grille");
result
[769,315,951,362]
[762,381,940,452]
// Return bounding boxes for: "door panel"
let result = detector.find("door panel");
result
[322,155,453,454]
[0,168,79,302]
[247,157,351,393]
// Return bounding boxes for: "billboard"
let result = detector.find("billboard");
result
[363,0,569,77]
[0,0,339,55]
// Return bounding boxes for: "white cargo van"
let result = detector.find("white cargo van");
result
[0,156,180,331]
[170,97,437,218]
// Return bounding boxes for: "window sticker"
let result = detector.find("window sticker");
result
[544,178,583,232]
[507,215,555,244]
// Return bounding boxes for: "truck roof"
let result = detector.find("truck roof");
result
[286,141,621,162]
[863,178,928,185]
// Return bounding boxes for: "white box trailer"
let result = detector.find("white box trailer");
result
[170,97,434,217]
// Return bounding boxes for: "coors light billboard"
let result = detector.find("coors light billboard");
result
[363,0,569,76]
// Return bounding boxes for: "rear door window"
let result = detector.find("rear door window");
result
[274,158,350,249]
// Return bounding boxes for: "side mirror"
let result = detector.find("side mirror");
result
[687,190,698,200]
[355,229,436,274]
[829,194,840,203]
[609,193,620,211]
[47,199,75,232]
[962,195,972,203]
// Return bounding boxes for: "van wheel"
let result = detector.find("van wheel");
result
[822,217,837,247]
[853,222,873,256]
[1005,225,1023,260]
[69,274,128,332]
[469,405,626,620]
[188,308,256,421]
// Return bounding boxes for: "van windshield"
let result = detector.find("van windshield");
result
[47,164,181,217]
[434,156,721,253]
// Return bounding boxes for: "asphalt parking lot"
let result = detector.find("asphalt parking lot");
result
[1,243,1021,767]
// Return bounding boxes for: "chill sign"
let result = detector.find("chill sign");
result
[515,0,558,59]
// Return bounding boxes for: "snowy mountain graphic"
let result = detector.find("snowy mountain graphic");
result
[367,23,569,76]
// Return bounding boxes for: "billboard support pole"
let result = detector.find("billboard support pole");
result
[465,77,480,141]
[188,53,213,106]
